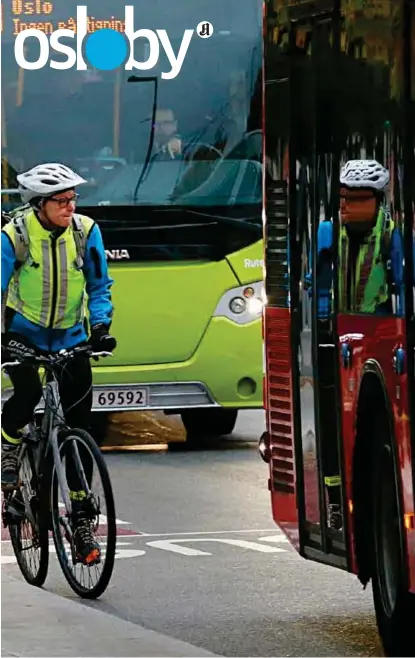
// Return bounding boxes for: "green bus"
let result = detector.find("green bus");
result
[1,0,264,445]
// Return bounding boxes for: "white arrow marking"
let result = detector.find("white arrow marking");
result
[146,537,287,556]
[258,534,290,544]
[146,540,212,556]
[211,538,286,553]
[114,549,145,560]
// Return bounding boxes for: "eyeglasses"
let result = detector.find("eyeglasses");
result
[48,193,79,208]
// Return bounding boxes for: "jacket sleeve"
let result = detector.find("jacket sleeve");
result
[1,230,17,298]
[82,223,114,328]
[390,227,403,289]
[305,220,333,290]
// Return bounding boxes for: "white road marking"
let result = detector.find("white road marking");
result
[258,534,290,544]
[146,540,211,556]
[114,549,146,560]
[146,537,287,556]
[139,528,278,537]
[1,527,290,565]
[1,540,145,565]
[1,555,18,564]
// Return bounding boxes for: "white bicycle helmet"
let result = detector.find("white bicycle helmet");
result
[17,163,87,204]
[340,159,389,191]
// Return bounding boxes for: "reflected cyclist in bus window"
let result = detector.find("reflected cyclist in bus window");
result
[308,159,405,531]
[337,159,401,316]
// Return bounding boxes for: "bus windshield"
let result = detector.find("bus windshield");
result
[2,0,262,209]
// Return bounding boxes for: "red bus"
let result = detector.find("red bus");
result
[260,1,415,655]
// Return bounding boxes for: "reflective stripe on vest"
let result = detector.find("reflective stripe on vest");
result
[338,208,393,313]
[3,210,94,329]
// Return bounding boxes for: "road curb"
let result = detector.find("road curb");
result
[1,571,220,657]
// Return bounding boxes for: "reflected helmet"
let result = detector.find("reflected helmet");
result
[339,159,389,191]
[17,163,87,204]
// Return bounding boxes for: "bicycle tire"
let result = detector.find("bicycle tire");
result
[8,442,49,587]
[50,428,116,599]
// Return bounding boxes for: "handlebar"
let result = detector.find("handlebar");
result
[1,345,112,370]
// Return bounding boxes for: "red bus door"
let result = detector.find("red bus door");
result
[264,4,348,569]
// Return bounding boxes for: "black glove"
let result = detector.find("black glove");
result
[2,333,37,363]
[89,323,117,353]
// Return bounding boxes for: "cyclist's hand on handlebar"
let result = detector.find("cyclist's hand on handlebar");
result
[2,334,37,363]
[89,324,117,354]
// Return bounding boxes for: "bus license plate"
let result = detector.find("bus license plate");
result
[93,387,148,409]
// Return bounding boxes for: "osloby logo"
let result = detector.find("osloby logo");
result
[14,6,213,79]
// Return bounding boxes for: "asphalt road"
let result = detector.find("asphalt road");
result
[1,410,383,657]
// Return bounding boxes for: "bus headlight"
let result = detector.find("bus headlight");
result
[246,296,264,316]
[229,297,246,314]
[213,281,265,324]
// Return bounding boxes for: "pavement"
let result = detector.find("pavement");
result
[1,570,219,657]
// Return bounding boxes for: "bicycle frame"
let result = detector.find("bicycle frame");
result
[2,347,111,522]
[41,375,73,516]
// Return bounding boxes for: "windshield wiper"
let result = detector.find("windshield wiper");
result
[127,75,159,201]
[94,208,261,233]
[160,207,262,232]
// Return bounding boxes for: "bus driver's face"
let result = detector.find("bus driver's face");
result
[154,109,177,144]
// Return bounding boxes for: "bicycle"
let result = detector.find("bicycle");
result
[1,345,117,599]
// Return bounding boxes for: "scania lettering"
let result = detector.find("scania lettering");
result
[105,249,130,261]
[2,0,263,446]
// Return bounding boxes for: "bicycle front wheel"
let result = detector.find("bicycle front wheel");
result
[50,428,116,599]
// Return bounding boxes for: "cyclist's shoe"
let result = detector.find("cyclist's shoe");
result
[1,441,20,492]
[72,513,101,566]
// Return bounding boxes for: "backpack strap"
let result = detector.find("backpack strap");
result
[72,213,88,268]
[13,214,30,263]
[2,206,30,264]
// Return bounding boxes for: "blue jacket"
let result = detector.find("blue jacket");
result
[305,220,333,318]
[1,221,114,352]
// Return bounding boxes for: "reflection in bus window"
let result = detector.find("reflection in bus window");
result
[333,0,410,318]
[1,0,262,208]
[337,160,404,316]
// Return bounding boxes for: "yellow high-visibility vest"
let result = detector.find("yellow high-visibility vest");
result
[3,209,94,329]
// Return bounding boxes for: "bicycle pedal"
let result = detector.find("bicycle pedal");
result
[2,503,25,526]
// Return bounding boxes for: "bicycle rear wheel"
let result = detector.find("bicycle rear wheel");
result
[7,442,49,587]
[50,428,116,599]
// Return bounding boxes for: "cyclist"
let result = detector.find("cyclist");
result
[1,162,116,565]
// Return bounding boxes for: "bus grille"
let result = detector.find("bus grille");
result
[265,180,289,308]
[265,310,296,494]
